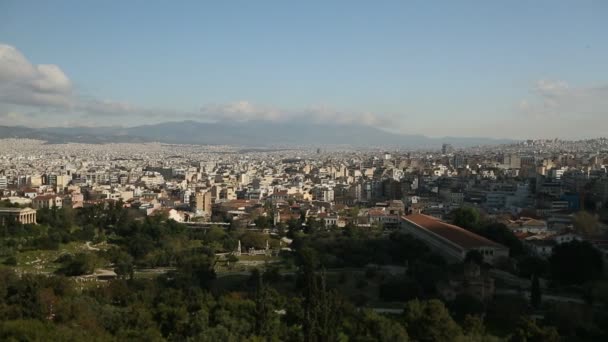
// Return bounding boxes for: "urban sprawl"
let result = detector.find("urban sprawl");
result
[1,137,608,340]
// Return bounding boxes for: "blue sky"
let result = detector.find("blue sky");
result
[0,0,607,138]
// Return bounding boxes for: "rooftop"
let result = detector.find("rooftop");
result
[0,207,36,213]
[402,214,506,250]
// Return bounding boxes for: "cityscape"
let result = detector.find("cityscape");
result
[1,1,608,341]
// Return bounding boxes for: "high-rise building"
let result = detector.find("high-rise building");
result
[452,155,466,169]
[503,154,521,169]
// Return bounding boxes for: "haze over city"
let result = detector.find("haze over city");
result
[1,1,607,139]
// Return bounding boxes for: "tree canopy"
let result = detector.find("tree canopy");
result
[549,240,604,285]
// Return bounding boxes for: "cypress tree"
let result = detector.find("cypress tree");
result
[530,274,541,309]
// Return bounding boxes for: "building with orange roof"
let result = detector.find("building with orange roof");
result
[400,214,508,264]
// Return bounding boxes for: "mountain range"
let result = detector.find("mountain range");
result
[0,121,515,148]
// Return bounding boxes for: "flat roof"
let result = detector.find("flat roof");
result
[402,214,506,250]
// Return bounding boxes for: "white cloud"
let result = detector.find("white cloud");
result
[0,43,395,129]
[0,42,407,132]
[523,79,608,119]
[513,79,608,138]
[199,100,395,128]
[534,79,569,98]
[200,101,282,122]
[0,44,73,108]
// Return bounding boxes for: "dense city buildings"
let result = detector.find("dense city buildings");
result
[2,137,607,255]
[1,137,608,340]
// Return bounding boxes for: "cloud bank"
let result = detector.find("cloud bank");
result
[0,44,73,108]
[199,101,395,127]
[521,79,608,118]
[2,43,607,139]
[0,43,392,128]
[514,79,608,138]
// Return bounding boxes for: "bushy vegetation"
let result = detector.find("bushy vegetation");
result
[0,203,606,340]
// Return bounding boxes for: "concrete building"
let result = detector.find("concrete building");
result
[452,155,466,169]
[191,191,212,214]
[314,187,334,202]
[503,154,521,169]
[0,207,37,225]
[442,143,454,154]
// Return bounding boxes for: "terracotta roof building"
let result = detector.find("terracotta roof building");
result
[400,214,508,264]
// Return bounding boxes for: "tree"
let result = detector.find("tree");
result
[172,249,216,290]
[240,231,267,250]
[477,222,525,257]
[3,256,17,266]
[462,315,486,338]
[448,294,485,323]
[226,254,239,268]
[113,252,134,279]
[486,296,530,333]
[530,274,541,309]
[298,247,341,342]
[254,215,270,229]
[352,310,409,341]
[573,211,600,236]
[518,255,549,279]
[544,302,599,338]
[451,207,480,230]
[510,317,560,342]
[379,277,422,302]
[549,240,603,285]
[402,299,462,342]
[251,269,278,339]
[55,253,98,276]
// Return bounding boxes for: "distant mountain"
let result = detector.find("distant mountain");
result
[0,121,515,147]
[0,125,146,144]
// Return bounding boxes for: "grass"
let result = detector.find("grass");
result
[2,241,108,274]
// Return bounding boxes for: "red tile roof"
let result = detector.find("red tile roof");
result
[33,194,59,201]
[402,214,505,250]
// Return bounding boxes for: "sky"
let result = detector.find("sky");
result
[0,0,607,139]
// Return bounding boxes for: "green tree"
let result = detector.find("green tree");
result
[573,211,600,236]
[114,251,134,279]
[510,318,560,342]
[518,255,549,279]
[462,315,486,338]
[172,250,216,290]
[298,247,341,342]
[530,274,541,309]
[254,215,270,229]
[351,310,409,341]
[2,256,17,266]
[402,299,462,342]
[55,253,98,276]
[451,207,480,230]
[448,294,485,323]
[549,240,603,285]
[477,222,525,257]
[240,231,267,249]
[251,269,278,339]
